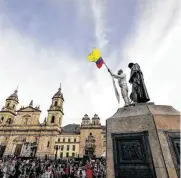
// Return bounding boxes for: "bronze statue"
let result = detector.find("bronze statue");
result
[128,63,150,103]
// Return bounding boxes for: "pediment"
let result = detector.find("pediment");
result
[17,106,41,113]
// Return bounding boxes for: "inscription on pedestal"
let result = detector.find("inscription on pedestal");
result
[112,131,156,178]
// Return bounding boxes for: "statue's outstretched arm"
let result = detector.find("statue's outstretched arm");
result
[112,74,120,79]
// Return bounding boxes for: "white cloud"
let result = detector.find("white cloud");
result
[89,0,108,52]
[123,0,181,111]
[0,0,180,129]
[0,5,118,126]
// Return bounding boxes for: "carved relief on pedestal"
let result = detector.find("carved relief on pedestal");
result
[120,142,144,161]
[112,132,156,178]
[166,131,180,177]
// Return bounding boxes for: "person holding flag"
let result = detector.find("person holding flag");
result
[108,69,131,107]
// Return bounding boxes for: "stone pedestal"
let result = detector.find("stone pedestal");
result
[106,103,180,178]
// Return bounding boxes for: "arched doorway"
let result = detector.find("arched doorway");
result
[13,137,26,157]
[84,133,96,159]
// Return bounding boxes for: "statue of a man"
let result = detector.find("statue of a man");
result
[128,63,150,103]
[108,69,130,106]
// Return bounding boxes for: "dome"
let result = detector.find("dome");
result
[52,86,64,100]
[82,114,90,120]
[6,89,19,103]
[92,113,100,120]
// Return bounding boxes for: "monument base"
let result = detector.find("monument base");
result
[106,103,180,178]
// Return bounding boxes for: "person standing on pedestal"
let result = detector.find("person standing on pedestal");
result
[108,69,130,107]
[128,63,150,103]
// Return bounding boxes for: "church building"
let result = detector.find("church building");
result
[0,86,106,159]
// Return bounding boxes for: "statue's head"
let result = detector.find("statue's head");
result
[118,69,123,75]
[128,63,134,69]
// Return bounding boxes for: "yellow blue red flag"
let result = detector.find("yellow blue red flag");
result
[87,48,104,68]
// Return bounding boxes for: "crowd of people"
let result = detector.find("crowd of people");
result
[0,156,106,178]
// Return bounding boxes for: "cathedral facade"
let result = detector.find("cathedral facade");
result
[0,86,106,159]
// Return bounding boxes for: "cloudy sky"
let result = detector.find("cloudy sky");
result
[0,0,180,126]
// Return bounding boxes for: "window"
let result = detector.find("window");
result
[13,104,15,109]
[51,116,55,123]
[72,145,76,151]
[47,141,50,147]
[72,153,75,157]
[66,152,69,158]
[68,138,71,142]
[1,117,4,121]
[61,145,64,151]
[24,118,28,125]
[6,118,12,125]
[58,138,60,142]
[60,152,63,158]
[74,138,76,142]
[7,103,9,107]
[67,145,70,151]
[55,101,58,106]
[90,133,92,135]
[63,138,65,142]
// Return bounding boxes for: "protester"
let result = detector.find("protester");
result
[0,156,106,178]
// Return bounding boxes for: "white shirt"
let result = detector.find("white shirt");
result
[77,170,86,178]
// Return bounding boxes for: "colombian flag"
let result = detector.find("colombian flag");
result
[87,48,104,68]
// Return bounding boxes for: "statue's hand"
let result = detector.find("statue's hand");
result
[108,68,111,73]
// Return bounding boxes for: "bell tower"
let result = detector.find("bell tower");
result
[0,88,19,125]
[36,84,64,158]
[81,114,91,126]
[47,84,64,127]
[92,114,101,126]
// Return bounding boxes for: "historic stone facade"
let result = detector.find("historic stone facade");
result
[0,86,106,159]
[79,114,106,158]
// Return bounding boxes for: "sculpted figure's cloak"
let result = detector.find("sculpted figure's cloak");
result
[129,63,150,103]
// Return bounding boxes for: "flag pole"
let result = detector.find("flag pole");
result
[103,62,109,70]
[88,47,120,104]
[104,62,112,77]
[103,62,120,104]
